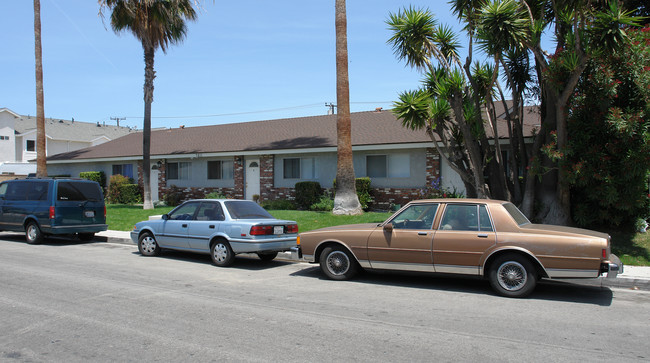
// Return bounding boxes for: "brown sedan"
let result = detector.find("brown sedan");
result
[292,199,622,297]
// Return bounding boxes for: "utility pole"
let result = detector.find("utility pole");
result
[110,116,126,127]
[325,103,336,115]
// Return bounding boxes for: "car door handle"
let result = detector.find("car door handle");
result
[209,225,215,229]
[418,232,428,236]
[478,233,488,238]
[182,224,188,228]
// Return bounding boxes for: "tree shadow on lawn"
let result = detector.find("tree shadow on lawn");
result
[608,230,650,265]
[291,266,614,306]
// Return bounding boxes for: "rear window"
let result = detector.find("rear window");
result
[503,202,530,226]
[57,182,102,201]
[225,201,273,219]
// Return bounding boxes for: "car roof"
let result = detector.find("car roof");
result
[409,198,508,205]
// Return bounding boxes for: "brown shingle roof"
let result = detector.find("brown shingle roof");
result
[48,107,539,161]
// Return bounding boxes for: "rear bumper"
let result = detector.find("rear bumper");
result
[601,260,623,279]
[229,237,297,254]
[46,224,108,235]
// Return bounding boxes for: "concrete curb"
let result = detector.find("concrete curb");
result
[96,230,650,291]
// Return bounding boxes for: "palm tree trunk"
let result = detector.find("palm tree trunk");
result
[333,0,361,215]
[34,0,47,178]
[142,46,155,210]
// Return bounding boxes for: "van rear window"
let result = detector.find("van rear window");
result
[57,182,102,201]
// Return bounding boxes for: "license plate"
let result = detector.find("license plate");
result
[273,226,284,235]
[84,210,95,218]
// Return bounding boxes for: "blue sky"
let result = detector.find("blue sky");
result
[2,1,465,129]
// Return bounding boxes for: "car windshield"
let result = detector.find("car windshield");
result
[225,201,273,219]
[503,202,531,226]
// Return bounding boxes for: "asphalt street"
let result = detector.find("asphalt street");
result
[1,234,649,362]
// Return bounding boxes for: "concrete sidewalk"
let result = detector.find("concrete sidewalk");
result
[96,230,650,290]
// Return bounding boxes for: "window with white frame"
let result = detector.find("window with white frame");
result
[26,140,35,152]
[207,160,234,180]
[0,135,9,141]
[366,154,410,178]
[283,157,316,179]
[167,162,191,180]
[112,164,134,179]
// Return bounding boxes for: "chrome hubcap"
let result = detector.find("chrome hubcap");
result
[213,244,228,262]
[326,251,350,276]
[497,261,527,291]
[27,225,37,241]
[141,236,157,254]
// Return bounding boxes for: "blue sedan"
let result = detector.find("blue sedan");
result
[130,199,298,266]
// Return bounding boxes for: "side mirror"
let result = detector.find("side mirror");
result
[162,214,169,220]
[383,223,393,233]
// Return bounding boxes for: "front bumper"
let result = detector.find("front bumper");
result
[290,246,302,260]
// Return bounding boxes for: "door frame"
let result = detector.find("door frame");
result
[245,158,260,200]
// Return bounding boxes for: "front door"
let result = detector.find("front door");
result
[245,159,260,201]
[367,203,439,272]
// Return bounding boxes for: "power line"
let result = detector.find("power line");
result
[121,101,393,119]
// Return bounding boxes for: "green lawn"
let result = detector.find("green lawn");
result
[107,205,649,266]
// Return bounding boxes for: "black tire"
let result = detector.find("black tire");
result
[25,221,44,245]
[257,251,278,261]
[488,253,537,298]
[211,240,235,267]
[319,245,359,280]
[78,233,95,241]
[138,232,161,256]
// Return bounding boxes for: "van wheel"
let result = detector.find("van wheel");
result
[138,233,161,256]
[79,233,95,241]
[25,222,44,245]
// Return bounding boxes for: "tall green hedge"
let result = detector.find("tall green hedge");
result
[107,174,142,204]
[295,181,322,210]
[79,171,106,188]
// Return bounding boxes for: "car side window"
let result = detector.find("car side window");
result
[390,204,439,230]
[168,202,200,221]
[0,183,7,198]
[5,182,28,201]
[440,204,479,231]
[196,202,225,221]
[479,205,493,232]
[26,182,49,201]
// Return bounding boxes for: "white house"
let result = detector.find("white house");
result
[0,107,136,175]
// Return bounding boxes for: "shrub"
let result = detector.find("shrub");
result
[107,174,142,204]
[310,195,334,211]
[163,185,184,206]
[79,171,106,188]
[295,181,322,210]
[261,199,296,210]
[205,191,227,199]
[333,177,374,210]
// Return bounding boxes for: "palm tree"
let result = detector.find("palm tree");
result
[34,0,47,177]
[99,0,196,209]
[333,0,362,215]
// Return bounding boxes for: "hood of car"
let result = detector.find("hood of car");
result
[520,224,609,240]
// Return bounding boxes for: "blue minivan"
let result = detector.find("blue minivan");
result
[0,178,107,244]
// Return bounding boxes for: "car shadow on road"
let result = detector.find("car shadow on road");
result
[290,266,614,306]
[0,232,100,246]
[133,249,294,271]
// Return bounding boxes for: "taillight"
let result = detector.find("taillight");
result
[104,205,107,218]
[250,225,274,235]
[49,206,55,219]
[286,224,298,234]
[602,248,608,259]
